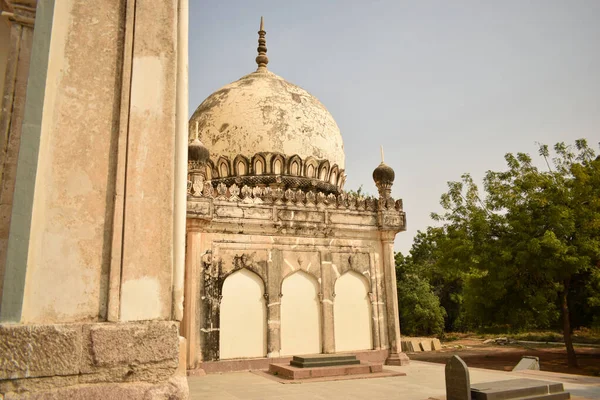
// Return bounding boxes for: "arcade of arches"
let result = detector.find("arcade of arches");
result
[182,17,409,370]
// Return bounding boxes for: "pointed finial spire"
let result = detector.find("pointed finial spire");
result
[256,16,269,70]
[380,146,385,163]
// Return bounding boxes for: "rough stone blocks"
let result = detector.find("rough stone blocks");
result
[0,324,82,379]
[0,321,181,398]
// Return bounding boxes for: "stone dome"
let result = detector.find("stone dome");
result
[189,69,345,169]
[188,18,347,194]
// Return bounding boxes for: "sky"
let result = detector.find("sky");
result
[189,0,600,255]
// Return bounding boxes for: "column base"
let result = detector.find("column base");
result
[385,351,410,366]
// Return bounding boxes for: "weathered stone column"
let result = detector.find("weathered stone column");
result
[368,252,381,350]
[320,251,335,353]
[181,225,204,369]
[266,248,282,357]
[381,232,409,365]
[0,0,36,307]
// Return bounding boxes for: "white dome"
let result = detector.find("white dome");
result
[189,69,345,170]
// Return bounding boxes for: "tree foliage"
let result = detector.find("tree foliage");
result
[396,139,600,366]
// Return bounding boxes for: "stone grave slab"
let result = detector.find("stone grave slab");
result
[431,338,442,351]
[512,356,540,371]
[445,355,470,400]
[471,378,567,400]
[420,340,432,352]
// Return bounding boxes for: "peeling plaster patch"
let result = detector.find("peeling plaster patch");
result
[267,320,281,325]
[321,261,332,265]
[306,262,312,272]
[201,328,220,332]
[329,239,335,246]
[322,299,333,305]
[267,302,281,307]
[120,277,162,321]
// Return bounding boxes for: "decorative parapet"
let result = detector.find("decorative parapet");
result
[188,151,346,194]
[186,181,406,236]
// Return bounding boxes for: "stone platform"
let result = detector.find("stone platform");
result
[471,378,570,400]
[266,354,404,382]
[269,361,382,380]
[289,354,360,368]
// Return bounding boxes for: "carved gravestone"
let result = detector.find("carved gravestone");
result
[445,355,470,400]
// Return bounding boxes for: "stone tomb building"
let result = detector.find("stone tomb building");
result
[182,20,409,370]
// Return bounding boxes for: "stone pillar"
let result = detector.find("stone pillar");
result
[368,252,381,350]
[0,0,36,307]
[381,232,409,365]
[0,0,189,397]
[182,227,202,369]
[320,251,335,353]
[266,249,282,357]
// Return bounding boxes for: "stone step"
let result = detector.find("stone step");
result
[269,362,382,380]
[290,358,361,368]
[471,379,566,400]
[292,354,357,363]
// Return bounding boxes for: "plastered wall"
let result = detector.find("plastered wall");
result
[334,271,373,352]
[219,268,267,359]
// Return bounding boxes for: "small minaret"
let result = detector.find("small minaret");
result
[255,16,269,71]
[372,146,395,199]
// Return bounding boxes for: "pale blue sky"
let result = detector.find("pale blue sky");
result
[189,1,600,254]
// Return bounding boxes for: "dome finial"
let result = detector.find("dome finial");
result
[255,16,269,70]
[380,145,385,163]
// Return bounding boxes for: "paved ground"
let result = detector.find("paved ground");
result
[188,361,600,400]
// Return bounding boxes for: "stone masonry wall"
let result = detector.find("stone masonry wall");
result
[0,321,187,399]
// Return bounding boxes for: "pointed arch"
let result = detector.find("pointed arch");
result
[280,270,322,356]
[271,154,285,175]
[233,155,250,176]
[329,165,339,185]
[217,156,231,178]
[252,154,266,175]
[220,269,267,359]
[287,155,302,176]
[304,157,319,178]
[318,160,330,181]
[334,271,372,352]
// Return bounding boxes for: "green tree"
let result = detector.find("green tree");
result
[434,139,600,367]
[395,251,446,336]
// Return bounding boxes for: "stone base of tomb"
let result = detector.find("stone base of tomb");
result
[385,351,411,366]
[0,321,188,400]
[268,361,384,380]
[189,349,390,374]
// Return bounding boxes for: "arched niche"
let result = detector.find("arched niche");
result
[252,154,266,175]
[217,157,230,178]
[318,160,330,181]
[333,271,372,352]
[205,159,214,180]
[280,271,322,356]
[329,165,339,185]
[271,154,285,175]
[233,155,249,176]
[304,157,318,178]
[287,155,302,176]
[219,269,267,359]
